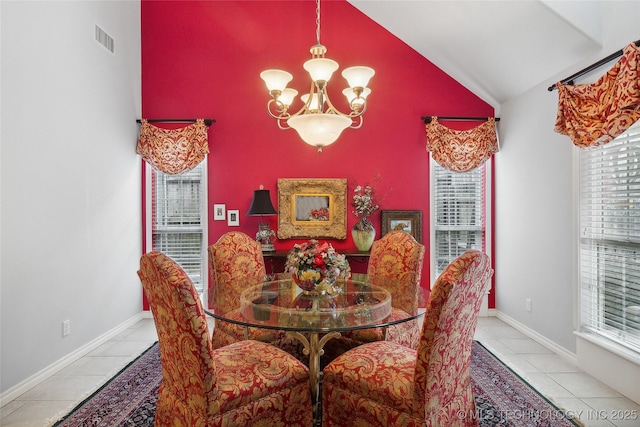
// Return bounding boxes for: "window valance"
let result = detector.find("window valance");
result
[136,119,210,174]
[425,117,498,173]
[554,42,640,149]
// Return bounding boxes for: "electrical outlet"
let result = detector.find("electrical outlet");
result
[525,298,532,312]
[63,320,71,336]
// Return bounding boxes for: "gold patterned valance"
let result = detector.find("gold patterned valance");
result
[426,117,499,173]
[554,42,640,149]
[136,119,209,174]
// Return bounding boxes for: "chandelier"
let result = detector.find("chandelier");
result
[260,0,374,152]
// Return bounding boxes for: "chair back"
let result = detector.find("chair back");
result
[367,230,425,314]
[138,251,214,415]
[413,250,492,415]
[208,231,266,310]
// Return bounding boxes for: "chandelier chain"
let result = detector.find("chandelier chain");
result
[315,0,321,45]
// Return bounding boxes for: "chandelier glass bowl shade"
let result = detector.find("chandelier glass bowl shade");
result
[260,0,374,152]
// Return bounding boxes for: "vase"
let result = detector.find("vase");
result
[352,218,376,252]
[291,269,338,296]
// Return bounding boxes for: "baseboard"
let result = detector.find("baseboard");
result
[494,310,578,365]
[482,308,498,317]
[0,312,150,407]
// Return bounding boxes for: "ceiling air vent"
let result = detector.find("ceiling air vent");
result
[95,24,114,54]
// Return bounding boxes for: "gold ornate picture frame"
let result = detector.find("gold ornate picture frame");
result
[277,178,347,239]
[381,210,423,243]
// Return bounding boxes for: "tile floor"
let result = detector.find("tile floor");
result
[1,316,639,426]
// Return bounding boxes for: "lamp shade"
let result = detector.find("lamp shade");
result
[279,88,299,108]
[287,113,351,148]
[301,93,322,112]
[247,189,277,216]
[260,69,293,92]
[304,58,339,83]
[342,87,371,107]
[341,66,375,88]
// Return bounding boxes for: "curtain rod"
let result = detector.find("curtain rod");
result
[421,116,500,124]
[136,118,215,126]
[547,39,640,91]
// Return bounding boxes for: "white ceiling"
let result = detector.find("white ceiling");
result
[348,0,606,108]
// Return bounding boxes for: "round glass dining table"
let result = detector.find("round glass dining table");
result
[206,277,424,410]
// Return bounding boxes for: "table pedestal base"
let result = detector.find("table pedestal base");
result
[286,331,341,421]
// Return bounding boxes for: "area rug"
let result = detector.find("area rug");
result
[51,344,161,427]
[52,341,580,427]
[471,341,581,426]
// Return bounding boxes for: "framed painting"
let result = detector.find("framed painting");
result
[381,210,422,243]
[213,204,226,220]
[277,178,347,239]
[227,209,240,226]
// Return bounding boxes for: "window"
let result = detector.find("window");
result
[149,162,207,295]
[580,120,640,353]
[430,160,489,282]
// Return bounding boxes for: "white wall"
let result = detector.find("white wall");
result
[496,84,576,351]
[1,1,141,393]
[495,0,639,371]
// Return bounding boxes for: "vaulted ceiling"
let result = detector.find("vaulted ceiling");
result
[348,0,609,108]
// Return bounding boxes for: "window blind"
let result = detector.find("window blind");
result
[433,163,486,277]
[580,119,640,352]
[152,162,206,293]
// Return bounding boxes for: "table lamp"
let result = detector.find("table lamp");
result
[247,186,278,252]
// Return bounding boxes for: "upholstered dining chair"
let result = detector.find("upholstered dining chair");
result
[338,230,425,351]
[208,232,304,360]
[208,231,279,348]
[321,250,493,427]
[138,251,313,427]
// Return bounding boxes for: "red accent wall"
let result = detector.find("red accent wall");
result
[141,0,495,302]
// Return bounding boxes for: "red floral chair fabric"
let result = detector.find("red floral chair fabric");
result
[208,231,266,310]
[208,232,304,360]
[208,232,280,348]
[342,230,425,350]
[321,250,493,427]
[138,251,313,427]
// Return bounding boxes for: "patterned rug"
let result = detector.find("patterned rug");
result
[52,341,580,427]
[471,341,581,426]
[52,344,161,427]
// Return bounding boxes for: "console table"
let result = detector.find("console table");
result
[263,249,370,277]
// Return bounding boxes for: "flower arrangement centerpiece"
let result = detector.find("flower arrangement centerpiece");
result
[351,184,379,251]
[285,239,351,296]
